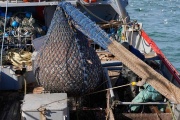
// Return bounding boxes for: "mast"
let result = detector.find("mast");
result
[110,0,130,23]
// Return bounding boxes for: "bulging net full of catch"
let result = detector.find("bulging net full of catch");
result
[34,6,103,96]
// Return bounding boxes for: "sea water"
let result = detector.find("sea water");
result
[126,0,180,72]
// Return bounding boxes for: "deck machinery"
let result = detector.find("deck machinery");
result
[0,0,180,120]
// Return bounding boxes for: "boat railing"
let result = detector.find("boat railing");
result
[0,0,115,7]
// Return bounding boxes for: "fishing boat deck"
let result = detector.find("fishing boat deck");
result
[0,91,21,120]
[0,0,179,119]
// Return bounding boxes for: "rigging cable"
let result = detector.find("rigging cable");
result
[0,0,9,80]
[77,1,110,24]
[167,101,176,120]
[83,82,136,96]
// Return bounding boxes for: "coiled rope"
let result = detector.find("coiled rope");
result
[7,50,32,67]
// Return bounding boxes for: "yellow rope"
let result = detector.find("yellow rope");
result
[24,75,27,95]
[167,101,176,120]
[84,83,133,96]
[7,50,32,67]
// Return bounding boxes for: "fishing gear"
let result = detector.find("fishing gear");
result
[34,6,103,96]
[0,11,46,66]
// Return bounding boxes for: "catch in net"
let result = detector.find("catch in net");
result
[34,6,103,96]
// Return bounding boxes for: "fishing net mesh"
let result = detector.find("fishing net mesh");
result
[34,6,103,96]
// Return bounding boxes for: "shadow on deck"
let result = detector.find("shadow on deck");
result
[0,91,22,120]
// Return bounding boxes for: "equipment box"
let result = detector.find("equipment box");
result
[0,66,23,90]
[21,93,69,120]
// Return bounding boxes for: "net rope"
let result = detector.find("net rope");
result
[34,7,103,96]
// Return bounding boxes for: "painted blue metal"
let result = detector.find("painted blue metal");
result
[59,2,112,50]
[0,66,23,90]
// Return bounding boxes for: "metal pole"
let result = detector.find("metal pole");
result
[119,102,176,105]
[104,68,115,99]
[113,0,130,23]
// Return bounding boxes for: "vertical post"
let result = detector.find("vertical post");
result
[112,0,130,23]
[104,68,115,98]
[110,0,130,42]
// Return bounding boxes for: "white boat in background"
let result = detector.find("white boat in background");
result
[0,0,180,119]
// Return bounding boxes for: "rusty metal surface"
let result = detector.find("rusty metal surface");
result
[115,113,172,120]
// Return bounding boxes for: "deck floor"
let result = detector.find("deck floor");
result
[0,91,22,120]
